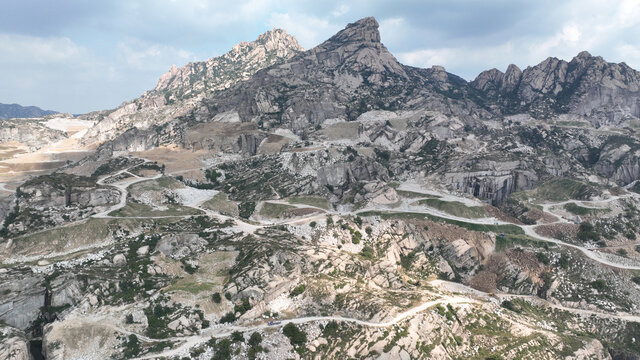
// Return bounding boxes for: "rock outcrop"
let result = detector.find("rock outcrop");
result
[0,271,45,329]
[0,119,65,152]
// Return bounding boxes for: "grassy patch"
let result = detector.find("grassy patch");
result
[201,192,239,216]
[13,218,142,256]
[531,178,596,202]
[288,196,330,209]
[166,280,214,294]
[358,211,524,235]
[416,198,487,218]
[564,203,609,216]
[495,234,550,252]
[109,202,202,217]
[258,202,295,218]
[129,176,182,192]
[396,190,440,199]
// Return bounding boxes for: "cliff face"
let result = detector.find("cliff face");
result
[0,119,65,152]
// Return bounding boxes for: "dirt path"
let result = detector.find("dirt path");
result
[132,276,640,359]
[93,161,162,218]
[432,279,640,322]
[133,295,477,359]
[353,195,640,270]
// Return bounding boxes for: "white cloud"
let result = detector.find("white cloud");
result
[116,38,196,70]
[268,12,342,48]
[0,34,89,64]
[399,43,516,78]
[332,4,350,17]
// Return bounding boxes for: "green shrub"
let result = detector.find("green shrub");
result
[231,331,244,343]
[290,284,306,297]
[211,292,222,304]
[249,332,262,347]
[234,299,252,314]
[212,338,231,360]
[360,246,375,260]
[123,334,140,358]
[283,323,307,351]
[578,222,600,242]
[590,279,607,291]
[219,312,236,324]
[536,252,550,265]
[322,321,340,337]
[239,201,256,219]
[501,300,517,312]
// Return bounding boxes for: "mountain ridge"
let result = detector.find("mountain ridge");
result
[0,102,57,119]
[3,16,640,360]
[81,28,303,143]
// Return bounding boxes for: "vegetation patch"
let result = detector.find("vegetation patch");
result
[288,196,330,209]
[259,202,296,218]
[201,192,239,216]
[530,178,596,202]
[109,202,202,217]
[564,203,609,216]
[416,198,487,218]
[495,234,550,252]
[358,211,524,235]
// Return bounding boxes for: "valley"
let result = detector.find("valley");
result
[1,16,640,360]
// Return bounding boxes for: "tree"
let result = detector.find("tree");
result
[283,322,307,349]
[248,332,262,347]
[211,292,222,304]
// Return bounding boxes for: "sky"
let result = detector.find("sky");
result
[1,0,639,114]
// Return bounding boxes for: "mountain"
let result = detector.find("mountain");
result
[81,28,303,143]
[194,17,488,133]
[0,102,57,119]
[2,17,640,360]
[91,17,640,205]
[472,51,640,126]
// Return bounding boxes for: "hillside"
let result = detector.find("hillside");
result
[1,17,640,360]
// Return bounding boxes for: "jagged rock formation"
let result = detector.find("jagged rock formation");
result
[0,271,45,329]
[194,17,489,135]
[82,28,303,143]
[4,16,640,360]
[0,103,57,120]
[153,29,303,100]
[2,174,119,236]
[472,51,640,126]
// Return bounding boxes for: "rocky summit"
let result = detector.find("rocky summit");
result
[1,16,640,360]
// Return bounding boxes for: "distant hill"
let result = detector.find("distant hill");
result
[0,102,57,119]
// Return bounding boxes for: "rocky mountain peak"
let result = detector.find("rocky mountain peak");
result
[81,29,304,143]
[331,16,381,44]
[575,50,593,59]
[153,29,303,95]
[305,16,405,78]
